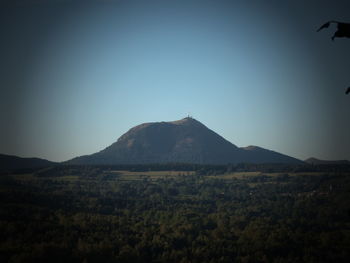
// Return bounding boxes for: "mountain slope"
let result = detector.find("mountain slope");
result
[0,153,56,172]
[240,145,302,164]
[68,117,302,165]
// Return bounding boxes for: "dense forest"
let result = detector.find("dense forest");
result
[0,165,350,262]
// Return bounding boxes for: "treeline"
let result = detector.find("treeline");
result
[31,162,350,178]
[60,162,350,173]
[2,161,350,176]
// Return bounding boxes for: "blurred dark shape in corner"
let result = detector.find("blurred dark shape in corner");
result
[317,21,350,41]
[317,20,350,95]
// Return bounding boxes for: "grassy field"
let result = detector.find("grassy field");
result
[110,170,196,180]
[206,171,262,179]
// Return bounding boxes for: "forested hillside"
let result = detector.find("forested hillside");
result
[0,166,349,262]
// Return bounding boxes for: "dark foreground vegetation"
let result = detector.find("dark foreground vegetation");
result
[0,164,350,262]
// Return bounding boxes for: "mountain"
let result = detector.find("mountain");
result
[240,145,302,164]
[305,157,350,165]
[68,117,302,165]
[0,153,56,172]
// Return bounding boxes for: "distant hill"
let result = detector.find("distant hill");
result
[0,153,56,172]
[305,157,350,165]
[68,117,303,165]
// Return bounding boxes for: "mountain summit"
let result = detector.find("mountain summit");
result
[68,117,302,165]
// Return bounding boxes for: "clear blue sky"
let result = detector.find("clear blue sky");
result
[1,0,349,162]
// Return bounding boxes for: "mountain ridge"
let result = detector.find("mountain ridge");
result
[68,117,302,165]
[0,153,56,172]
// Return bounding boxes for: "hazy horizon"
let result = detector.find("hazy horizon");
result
[1,0,350,162]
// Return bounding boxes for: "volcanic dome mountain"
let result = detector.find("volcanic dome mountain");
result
[68,117,302,165]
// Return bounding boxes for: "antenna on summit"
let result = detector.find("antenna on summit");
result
[187,113,192,119]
